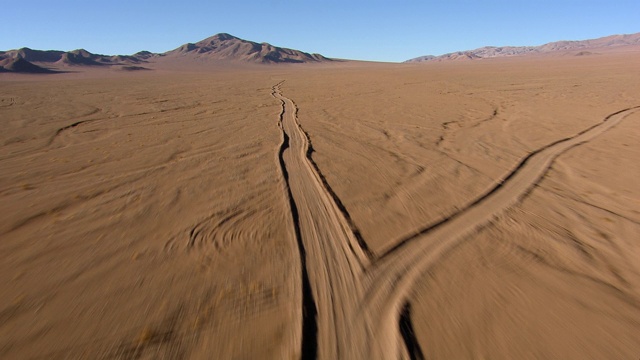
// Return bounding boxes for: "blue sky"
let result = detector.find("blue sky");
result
[2,0,638,62]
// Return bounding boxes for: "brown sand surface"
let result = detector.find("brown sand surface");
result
[1,50,639,359]
[1,71,301,359]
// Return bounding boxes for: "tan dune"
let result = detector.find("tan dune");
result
[1,49,639,360]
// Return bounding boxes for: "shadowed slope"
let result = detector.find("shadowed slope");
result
[0,57,57,73]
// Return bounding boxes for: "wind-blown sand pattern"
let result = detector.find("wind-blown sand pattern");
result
[1,49,640,359]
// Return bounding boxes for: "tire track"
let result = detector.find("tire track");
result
[273,82,371,359]
[272,79,639,359]
[379,105,640,260]
[47,107,102,146]
[296,119,375,260]
[273,81,318,359]
[365,105,640,359]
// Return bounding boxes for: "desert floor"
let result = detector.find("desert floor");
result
[1,51,639,359]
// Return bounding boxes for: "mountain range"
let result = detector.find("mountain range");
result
[405,32,640,62]
[0,33,331,73]
[1,32,639,73]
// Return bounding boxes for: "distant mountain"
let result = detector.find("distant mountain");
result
[0,56,56,73]
[406,32,640,62]
[133,51,155,60]
[59,49,107,66]
[164,33,331,63]
[0,47,144,67]
[1,48,64,62]
[0,33,331,74]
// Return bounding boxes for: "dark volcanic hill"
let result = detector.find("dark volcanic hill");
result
[406,32,640,62]
[164,33,331,63]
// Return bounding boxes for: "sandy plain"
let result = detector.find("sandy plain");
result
[1,50,639,359]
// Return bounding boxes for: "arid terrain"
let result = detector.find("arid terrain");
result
[1,42,640,359]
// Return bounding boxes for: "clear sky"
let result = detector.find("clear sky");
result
[2,0,638,62]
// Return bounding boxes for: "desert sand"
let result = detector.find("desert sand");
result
[1,49,639,359]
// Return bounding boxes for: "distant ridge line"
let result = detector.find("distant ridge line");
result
[405,32,640,62]
[0,33,333,72]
